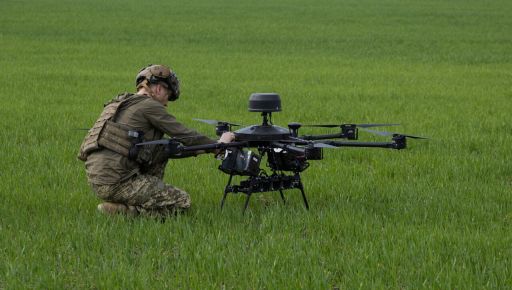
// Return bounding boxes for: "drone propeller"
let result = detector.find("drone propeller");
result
[303,123,400,128]
[192,118,242,127]
[360,128,428,139]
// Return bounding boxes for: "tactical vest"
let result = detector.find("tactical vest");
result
[77,93,149,161]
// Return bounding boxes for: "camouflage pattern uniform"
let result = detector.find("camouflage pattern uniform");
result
[91,164,191,216]
[84,93,216,217]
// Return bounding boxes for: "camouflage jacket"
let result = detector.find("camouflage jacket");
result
[85,94,216,185]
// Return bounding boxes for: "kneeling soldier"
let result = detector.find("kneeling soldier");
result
[78,64,234,217]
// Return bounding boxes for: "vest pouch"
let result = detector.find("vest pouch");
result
[77,101,125,161]
[97,121,134,157]
[77,93,148,161]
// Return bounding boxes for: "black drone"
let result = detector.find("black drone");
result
[138,93,426,213]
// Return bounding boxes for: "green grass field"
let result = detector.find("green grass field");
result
[1,0,511,288]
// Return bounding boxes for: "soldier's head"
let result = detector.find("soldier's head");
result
[136,64,180,104]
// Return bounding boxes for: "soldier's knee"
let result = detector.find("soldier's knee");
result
[176,192,191,209]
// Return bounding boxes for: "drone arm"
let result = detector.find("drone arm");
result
[179,141,249,152]
[161,140,249,159]
[321,138,406,150]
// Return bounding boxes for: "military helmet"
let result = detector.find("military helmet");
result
[136,64,180,101]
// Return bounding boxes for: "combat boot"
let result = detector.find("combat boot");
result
[97,202,138,217]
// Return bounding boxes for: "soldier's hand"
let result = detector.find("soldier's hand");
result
[218,132,235,143]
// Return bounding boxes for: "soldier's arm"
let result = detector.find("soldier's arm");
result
[143,100,217,147]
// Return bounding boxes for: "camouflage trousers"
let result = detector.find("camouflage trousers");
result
[90,163,191,217]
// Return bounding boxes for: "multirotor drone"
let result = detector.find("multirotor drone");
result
[138,93,426,213]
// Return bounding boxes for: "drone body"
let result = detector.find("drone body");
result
[138,93,426,213]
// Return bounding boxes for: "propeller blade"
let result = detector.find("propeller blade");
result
[136,135,210,146]
[312,142,337,149]
[356,123,400,128]
[360,128,429,139]
[192,118,241,126]
[303,124,340,128]
[288,136,310,143]
[303,123,400,128]
[287,137,338,149]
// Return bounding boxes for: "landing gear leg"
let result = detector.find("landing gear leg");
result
[220,174,233,209]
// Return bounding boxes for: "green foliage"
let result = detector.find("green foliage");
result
[0,0,511,288]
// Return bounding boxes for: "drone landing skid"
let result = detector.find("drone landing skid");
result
[220,173,310,214]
